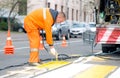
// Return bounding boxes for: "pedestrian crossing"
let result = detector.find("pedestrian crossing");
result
[34,63,119,78]
[34,56,120,78]
[74,65,117,78]
[0,56,120,78]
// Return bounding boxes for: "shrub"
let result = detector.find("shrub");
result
[0,21,8,30]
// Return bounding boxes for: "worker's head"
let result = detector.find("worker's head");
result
[56,12,66,23]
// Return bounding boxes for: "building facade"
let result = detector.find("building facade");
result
[0,0,96,23]
[27,0,96,23]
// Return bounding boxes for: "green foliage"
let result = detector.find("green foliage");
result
[18,0,27,15]
[0,21,8,30]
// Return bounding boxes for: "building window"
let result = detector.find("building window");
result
[67,8,69,19]
[72,9,74,20]
[76,10,78,21]
[61,5,63,12]
[84,11,86,21]
[18,0,27,15]
[55,4,57,10]
[48,2,50,8]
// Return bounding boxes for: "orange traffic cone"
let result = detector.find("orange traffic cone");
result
[39,36,44,50]
[61,35,67,47]
[4,30,14,54]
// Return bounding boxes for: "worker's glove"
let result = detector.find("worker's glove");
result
[50,47,58,56]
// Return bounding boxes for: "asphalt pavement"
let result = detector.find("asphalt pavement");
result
[0,31,120,78]
[0,31,28,43]
[0,31,96,77]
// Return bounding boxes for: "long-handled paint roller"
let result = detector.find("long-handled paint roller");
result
[41,30,59,61]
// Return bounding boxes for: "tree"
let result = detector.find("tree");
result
[18,0,27,15]
[8,0,20,30]
[0,0,27,31]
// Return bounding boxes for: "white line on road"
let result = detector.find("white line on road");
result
[0,40,82,52]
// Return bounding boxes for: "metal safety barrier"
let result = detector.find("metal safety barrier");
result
[82,30,96,44]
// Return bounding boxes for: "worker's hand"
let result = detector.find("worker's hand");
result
[50,47,58,56]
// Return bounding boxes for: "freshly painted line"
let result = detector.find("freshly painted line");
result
[73,57,86,63]
[92,56,105,61]
[37,61,70,70]
[108,67,120,78]
[81,56,95,63]
[94,51,102,54]
[34,63,93,78]
[73,51,103,63]
[74,65,117,78]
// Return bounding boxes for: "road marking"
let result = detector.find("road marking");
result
[0,61,70,78]
[81,56,96,63]
[108,68,120,78]
[34,63,93,78]
[0,55,119,78]
[0,40,82,52]
[37,61,70,70]
[0,67,47,78]
[92,56,106,61]
[74,65,117,78]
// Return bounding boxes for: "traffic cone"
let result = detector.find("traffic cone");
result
[4,30,14,54]
[39,36,44,50]
[61,35,67,47]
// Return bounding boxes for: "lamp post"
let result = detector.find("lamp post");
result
[94,6,97,24]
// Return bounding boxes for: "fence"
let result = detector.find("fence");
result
[82,30,96,44]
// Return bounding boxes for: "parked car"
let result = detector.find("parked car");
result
[70,22,87,38]
[40,21,70,40]
[11,19,26,33]
[0,17,26,33]
[52,21,70,40]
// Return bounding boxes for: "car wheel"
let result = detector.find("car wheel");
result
[56,31,61,40]
[110,47,116,52]
[65,32,70,40]
[18,28,23,32]
[102,46,108,53]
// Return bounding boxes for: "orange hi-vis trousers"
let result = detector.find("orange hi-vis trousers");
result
[27,30,40,63]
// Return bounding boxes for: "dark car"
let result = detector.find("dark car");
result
[11,19,26,33]
[40,21,70,40]
[0,17,26,33]
[52,21,70,40]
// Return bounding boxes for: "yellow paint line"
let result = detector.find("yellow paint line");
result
[92,57,105,61]
[74,65,117,78]
[37,61,70,70]
[92,56,113,62]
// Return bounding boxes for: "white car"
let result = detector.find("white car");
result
[70,23,86,38]
[88,22,96,32]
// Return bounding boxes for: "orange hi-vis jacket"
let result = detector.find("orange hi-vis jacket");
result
[24,8,58,46]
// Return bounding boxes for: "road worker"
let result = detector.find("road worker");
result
[24,8,66,66]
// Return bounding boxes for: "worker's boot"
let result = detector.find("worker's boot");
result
[29,51,41,66]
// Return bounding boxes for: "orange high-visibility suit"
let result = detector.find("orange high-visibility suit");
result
[24,8,58,63]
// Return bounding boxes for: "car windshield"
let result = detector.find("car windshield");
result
[89,24,96,27]
[72,24,85,28]
[53,23,59,27]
